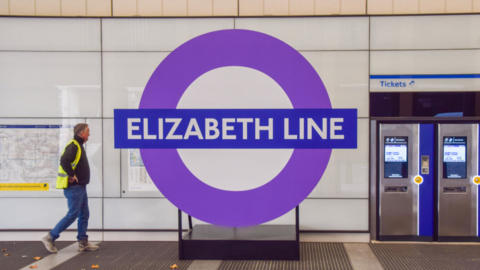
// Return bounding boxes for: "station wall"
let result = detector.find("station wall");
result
[0,14,478,234]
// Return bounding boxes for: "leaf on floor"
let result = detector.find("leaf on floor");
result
[4,253,10,256]
[29,265,38,269]
[34,256,42,260]
[170,264,178,269]
[91,265,99,269]
[1,249,6,252]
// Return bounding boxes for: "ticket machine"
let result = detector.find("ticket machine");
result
[378,124,434,241]
[437,124,480,241]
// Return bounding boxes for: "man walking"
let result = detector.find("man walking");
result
[42,123,99,253]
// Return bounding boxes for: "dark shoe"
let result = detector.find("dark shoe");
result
[78,239,99,251]
[41,233,58,253]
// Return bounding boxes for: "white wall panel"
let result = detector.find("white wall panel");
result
[36,0,61,16]
[393,0,419,14]
[61,0,87,16]
[0,198,102,229]
[0,18,101,51]
[264,0,289,15]
[235,17,369,51]
[446,0,472,13]
[239,0,263,16]
[367,0,393,14]
[188,0,213,16]
[419,0,446,13]
[315,0,340,15]
[102,52,169,117]
[162,0,188,16]
[341,0,366,14]
[87,0,112,16]
[85,119,103,198]
[301,51,369,117]
[0,52,101,118]
[102,18,234,52]
[103,119,121,197]
[371,15,480,50]
[0,118,84,198]
[300,199,368,230]
[138,0,163,16]
[213,0,238,16]
[9,0,35,15]
[371,50,480,75]
[112,0,137,16]
[308,119,369,198]
[290,0,314,15]
[0,0,8,15]
[475,0,480,12]
[104,198,188,229]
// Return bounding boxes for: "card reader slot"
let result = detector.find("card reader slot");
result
[384,186,408,193]
[443,187,467,194]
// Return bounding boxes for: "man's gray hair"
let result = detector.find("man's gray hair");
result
[74,123,89,136]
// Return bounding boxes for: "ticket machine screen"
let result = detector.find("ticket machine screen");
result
[384,137,408,178]
[443,137,467,179]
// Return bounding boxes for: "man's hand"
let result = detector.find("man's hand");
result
[68,175,78,183]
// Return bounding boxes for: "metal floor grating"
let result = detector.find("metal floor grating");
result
[51,241,192,270]
[370,243,480,270]
[218,243,353,270]
[0,241,73,270]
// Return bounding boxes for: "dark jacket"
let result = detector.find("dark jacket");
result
[60,135,90,186]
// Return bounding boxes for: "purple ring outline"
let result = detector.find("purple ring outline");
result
[139,29,332,227]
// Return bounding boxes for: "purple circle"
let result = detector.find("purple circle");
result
[140,29,332,227]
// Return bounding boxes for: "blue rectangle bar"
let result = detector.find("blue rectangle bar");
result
[370,74,480,79]
[114,109,357,149]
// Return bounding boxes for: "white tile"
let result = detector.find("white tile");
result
[235,17,369,51]
[371,15,480,50]
[9,0,35,15]
[475,0,480,12]
[86,119,103,198]
[213,0,238,16]
[36,0,61,16]
[0,118,85,198]
[163,0,188,16]
[137,0,163,16]
[367,0,393,14]
[61,0,87,16]
[264,0,289,15]
[0,198,102,229]
[103,119,121,197]
[446,0,472,13]
[188,0,213,16]
[102,52,169,117]
[0,17,101,51]
[315,0,340,15]
[104,231,178,241]
[104,198,190,229]
[102,18,234,51]
[0,52,101,118]
[0,231,102,241]
[300,233,370,242]
[419,0,446,13]
[301,51,369,117]
[112,0,137,16]
[300,199,369,230]
[87,0,112,16]
[370,50,480,75]
[290,0,315,15]
[393,0,419,14]
[308,119,369,198]
[239,0,263,15]
[0,0,8,15]
[341,0,366,14]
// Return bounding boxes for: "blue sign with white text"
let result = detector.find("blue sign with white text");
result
[114,109,357,149]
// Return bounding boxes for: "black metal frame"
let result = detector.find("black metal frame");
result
[178,206,300,260]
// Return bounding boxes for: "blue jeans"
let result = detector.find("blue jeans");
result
[50,185,89,241]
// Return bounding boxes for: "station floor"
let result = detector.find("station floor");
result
[2,240,480,270]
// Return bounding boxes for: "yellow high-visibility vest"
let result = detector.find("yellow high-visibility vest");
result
[56,140,82,189]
